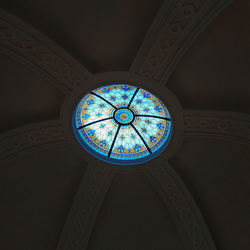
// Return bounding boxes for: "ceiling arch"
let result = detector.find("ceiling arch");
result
[0,9,92,95]
[0,1,248,250]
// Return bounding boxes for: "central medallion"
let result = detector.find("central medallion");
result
[113,108,135,125]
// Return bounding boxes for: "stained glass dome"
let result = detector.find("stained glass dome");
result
[73,84,172,165]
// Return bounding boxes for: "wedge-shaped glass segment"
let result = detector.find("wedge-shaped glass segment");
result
[133,117,171,153]
[78,119,118,157]
[75,93,114,128]
[92,84,138,108]
[130,88,170,118]
[110,125,150,160]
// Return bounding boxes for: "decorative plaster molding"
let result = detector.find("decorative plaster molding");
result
[0,9,92,95]
[130,0,233,85]
[146,162,216,250]
[0,120,67,166]
[56,164,115,250]
[184,110,250,145]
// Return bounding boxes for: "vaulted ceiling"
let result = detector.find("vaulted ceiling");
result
[0,1,249,250]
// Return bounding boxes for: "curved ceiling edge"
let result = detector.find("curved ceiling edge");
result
[130,0,234,85]
[56,163,115,250]
[0,8,92,95]
[184,110,250,146]
[0,120,67,167]
[146,161,217,250]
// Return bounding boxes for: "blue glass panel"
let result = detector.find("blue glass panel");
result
[129,89,170,118]
[77,119,118,156]
[75,93,115,129]
[110,125,150,160]
[73,84,172,165]
[92,84,138,108]
[134,116,171,153]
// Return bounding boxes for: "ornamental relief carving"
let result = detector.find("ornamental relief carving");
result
[0,121,66,166]
[0,12,91,94]
[131,0,233,84]
[184,111,250,145]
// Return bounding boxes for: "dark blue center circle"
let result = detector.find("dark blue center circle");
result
[114,108,134,125]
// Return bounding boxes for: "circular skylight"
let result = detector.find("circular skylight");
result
[73,84,172,165]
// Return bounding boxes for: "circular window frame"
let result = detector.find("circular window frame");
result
[61,72,184,168]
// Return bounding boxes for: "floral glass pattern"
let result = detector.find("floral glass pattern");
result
[73,84,172,165]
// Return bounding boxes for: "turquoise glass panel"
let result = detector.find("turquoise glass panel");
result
[73,84,172,165]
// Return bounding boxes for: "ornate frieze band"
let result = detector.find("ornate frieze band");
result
[130,0,233,84]
[184,110,250,145]
[146,162,216,250]
[0,9,92,94]
[56,165,115,250]
[0,120,66,166]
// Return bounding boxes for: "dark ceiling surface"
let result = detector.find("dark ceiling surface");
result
[0,0,249,250]
[1,0,164,72]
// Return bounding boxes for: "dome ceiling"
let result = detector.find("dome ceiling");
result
[0,1,249,250]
